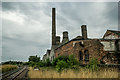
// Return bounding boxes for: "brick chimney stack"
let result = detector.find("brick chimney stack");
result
[62,31,69,44]
[81,25,87,39]
[52,8,56,46]
[56,36,60,45]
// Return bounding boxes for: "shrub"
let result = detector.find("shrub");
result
[67,54,79,67]
[86,58,99,71]
[46,59,52,66]
[28,62,36,67]
[53,54,79,71]
[52,54,78,66]
[52,56,68,66]
[44,59,52,67]
[38,61,44,67]
[56,60,68,72]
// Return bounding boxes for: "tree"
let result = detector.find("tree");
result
[28,55,40,62]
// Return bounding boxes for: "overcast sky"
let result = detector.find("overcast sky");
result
[2,2,118,62]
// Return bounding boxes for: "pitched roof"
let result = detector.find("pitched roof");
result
[55,36,91,50]
[108,30,120,36]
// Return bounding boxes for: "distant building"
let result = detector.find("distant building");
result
[42,8,120,64]
[42,50,50,62]
[103,30,120,39]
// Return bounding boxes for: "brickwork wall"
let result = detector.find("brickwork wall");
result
[55,39,105,64]
[101,52,118,64]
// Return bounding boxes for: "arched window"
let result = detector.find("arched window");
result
[79,51,83,61]
[84,50,89,61]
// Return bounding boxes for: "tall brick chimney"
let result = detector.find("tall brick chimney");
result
[81,25,87,39]
[62,31,69,44]
[52,8,56,46]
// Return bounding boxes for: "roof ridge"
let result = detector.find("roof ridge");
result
[107,29,120,32]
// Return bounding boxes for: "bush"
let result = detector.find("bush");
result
[52,56,68,66]
[45,59,52,66]
[28,54,79,71]
[38,61,44,67]
[86,58,99,71]
[52,54,78,66]
[28,62,36,67]
[67,54,79,67]
[56,60,68,72]
[53,54,79,71]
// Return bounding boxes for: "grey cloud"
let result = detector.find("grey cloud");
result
[104,2,118,22]
[2,2,118,62]
[2,36,49,61]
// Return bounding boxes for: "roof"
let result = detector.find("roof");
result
[108,30,120,36]
[99,39,118,41]
[47,49,51,53]
[55,36,91,50]
[72,36,83,40]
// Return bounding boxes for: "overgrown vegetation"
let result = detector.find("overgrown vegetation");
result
[1,64,18,73]
[26,55,101,72]
[86,58,99,71]
[28,67,118,78]
[54,55,79,71]
[28,56,118,78]
[27,54,79,72]
[1,61,24,73]
[2,61,23,66]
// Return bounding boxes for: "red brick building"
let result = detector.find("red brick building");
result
[42,8,120,64]
[55,38,105,64]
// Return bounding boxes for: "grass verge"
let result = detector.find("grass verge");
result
[28,67,118,78]
[0,64,18,73]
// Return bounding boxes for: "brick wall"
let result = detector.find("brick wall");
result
[55,39,105,64]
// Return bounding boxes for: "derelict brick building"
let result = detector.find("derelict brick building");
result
[42,8,120,64]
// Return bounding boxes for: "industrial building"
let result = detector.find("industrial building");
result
[42,8,120,64]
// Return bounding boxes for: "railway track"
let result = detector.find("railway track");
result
[1,66,29,80]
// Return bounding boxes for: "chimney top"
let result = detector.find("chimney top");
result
[63,31,68,33]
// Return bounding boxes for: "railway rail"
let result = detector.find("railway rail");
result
[1,66,28,80]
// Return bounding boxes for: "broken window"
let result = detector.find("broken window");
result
[79,51,83,61]
[79,42,84,47]
[84,50,89,61]
[115,40,120,51]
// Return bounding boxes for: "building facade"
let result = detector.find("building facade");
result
[42,8,120,64]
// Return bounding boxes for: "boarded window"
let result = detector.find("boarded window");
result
[84,50,89,61]
[79,51,83,61]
